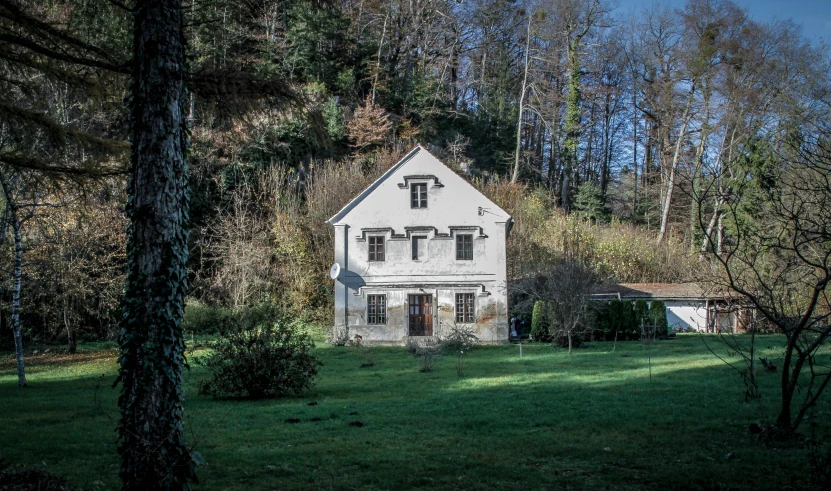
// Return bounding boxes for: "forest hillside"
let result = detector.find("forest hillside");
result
[0,0,828,343]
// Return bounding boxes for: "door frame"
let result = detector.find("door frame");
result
[408,294,433,336]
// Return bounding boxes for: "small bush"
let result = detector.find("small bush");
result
[439,322,478,353]
[327,326,350,346]
[531,300,548,341]
[183,298,231,335]
[649,300,669,338]
[197,304,321,399]
[0,466,71,491]
[413,338,439,372]
[405,336,420,354]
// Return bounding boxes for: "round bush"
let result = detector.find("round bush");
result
[198,304,321,399]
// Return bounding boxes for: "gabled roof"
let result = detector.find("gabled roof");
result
[326,145,511,225]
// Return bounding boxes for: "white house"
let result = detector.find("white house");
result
[326,146,513,344]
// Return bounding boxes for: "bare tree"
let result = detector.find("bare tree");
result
[698,120,831,435]
[516,256,598,354]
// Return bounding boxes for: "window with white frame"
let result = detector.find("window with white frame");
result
[456,234,473,260]
[367,295,386,324]
[411,183,427,208]
[455,293,475,323]
[368,236,385,261]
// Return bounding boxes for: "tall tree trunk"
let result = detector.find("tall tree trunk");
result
[10,208,27,387]
[656,85,695,243]
[116,0,194,489]
[632,92,638,223]
[511,13,533,184]
[562,38,582,211]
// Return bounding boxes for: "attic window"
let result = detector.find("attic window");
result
[411,183,427,208]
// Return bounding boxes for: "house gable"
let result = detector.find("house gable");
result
[327,146,511,229]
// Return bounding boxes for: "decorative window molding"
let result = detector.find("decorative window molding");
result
[397,174,444,189]
[355,226,486,241]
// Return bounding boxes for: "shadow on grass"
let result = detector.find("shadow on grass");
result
[0,337,823,490]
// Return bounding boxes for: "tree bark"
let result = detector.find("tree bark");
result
[10,207,27,387]
[511,13,533,184]
[656,85,695,243]
[562,39,580,211]
[116,0,194,489]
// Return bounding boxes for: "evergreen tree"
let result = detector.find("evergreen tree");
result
[649,300,668,338]
[574,182,611,223]
[633,299,650,334]
[531,300,548,341]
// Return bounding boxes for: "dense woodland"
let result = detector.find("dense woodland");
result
[0,0,829,344]
[1,0,830,487]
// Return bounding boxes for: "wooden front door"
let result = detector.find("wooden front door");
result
[408,294,433,336]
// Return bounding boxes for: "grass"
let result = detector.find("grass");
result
[0,334,828,490]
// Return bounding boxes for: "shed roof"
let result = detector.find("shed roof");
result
[592,282,721,301]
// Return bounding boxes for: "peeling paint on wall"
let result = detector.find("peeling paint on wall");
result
[328,147,512,344]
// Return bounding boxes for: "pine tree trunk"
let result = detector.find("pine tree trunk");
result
[116,0,193,488]
[11,209,27,387]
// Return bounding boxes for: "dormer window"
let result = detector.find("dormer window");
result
[411,183,427,208]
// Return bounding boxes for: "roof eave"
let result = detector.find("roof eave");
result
[326,146,423,226]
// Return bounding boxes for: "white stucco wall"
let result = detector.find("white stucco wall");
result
[328,147,511,344]
[664,300,709,331]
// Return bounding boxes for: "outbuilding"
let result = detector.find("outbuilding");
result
[593,282,754,333]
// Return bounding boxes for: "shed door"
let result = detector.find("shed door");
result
[408,294,433,336]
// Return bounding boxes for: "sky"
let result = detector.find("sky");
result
[617,0,831,44]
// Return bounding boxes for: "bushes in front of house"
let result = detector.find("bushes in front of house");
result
[593,299,668,341]
[649,300,669,338]
[197,303,321,399]
[531,300,549,341]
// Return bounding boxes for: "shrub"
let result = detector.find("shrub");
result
[649,301,669,338]
[554,332,584,350]
[439,322,478,353]
[197,304,321,399]
[0,465,71,491]
[596,300,638,340]
[183,298,231,335]
[414,337,439,372]
[633,300,650,335]
[531,300,549,341]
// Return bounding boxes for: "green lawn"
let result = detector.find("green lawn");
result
[0,335,826,490]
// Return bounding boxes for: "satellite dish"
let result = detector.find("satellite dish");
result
[328,263,341,280]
